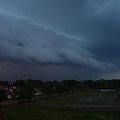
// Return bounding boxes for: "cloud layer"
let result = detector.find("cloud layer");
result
[0,13,116,72]
[0,0,120,80]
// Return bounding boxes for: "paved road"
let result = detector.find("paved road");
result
[26,104,120,110]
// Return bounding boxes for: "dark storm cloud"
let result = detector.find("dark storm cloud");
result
[80,0,120,64]
[0,13,115,72]
[0,0,119,80]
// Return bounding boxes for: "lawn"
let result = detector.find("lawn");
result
[31,91,120,105]
[1,91,120,120]
[1,106,120,120]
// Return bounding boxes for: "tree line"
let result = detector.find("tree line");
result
[0,79,120,104]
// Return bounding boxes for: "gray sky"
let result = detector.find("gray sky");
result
[0,0,119,81]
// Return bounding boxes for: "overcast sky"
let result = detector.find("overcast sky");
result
[0,0,119,81]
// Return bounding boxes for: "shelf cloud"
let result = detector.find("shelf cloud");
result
[0,0,119,80]
[0,14,116,72]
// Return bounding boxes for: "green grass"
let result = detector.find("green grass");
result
[1,91,120,120]
[1,106,120,120]
[31,91,120,105]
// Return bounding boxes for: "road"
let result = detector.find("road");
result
[25,104,120,110]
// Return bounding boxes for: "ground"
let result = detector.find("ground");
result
[1,91,120,120]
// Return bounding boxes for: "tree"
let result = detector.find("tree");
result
[17,80,35,103]
[0,90,6,106]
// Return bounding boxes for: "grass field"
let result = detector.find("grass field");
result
[1,91,120,120]
[1,106,120,120]
[32,91,120,105]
